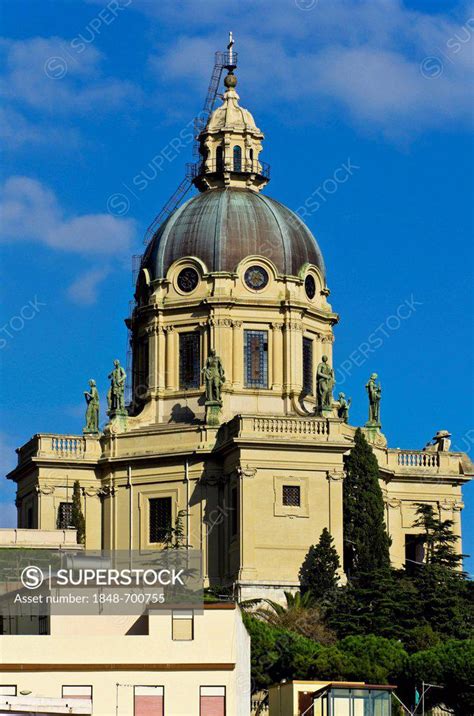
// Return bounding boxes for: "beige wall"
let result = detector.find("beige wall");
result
[0,606,250,716]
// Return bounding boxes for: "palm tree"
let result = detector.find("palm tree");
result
[241,590,336,645]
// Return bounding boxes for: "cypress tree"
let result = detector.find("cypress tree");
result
[71,480,85,545]
[299,527,340,601]
[343,428,391,578]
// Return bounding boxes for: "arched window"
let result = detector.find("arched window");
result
[249,148,254,170]
[216,146,223,172]
[233,145,242,172]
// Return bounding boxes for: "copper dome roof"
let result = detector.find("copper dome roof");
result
[142,187,325,280]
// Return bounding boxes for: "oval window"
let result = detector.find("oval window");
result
[305,274,316,300]
[244,266,269,291]
[177,267,199,293]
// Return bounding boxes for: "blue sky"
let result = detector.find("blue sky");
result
[1,0,473,567]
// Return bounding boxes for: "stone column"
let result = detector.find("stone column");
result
[215,319,233,382]
[157,325,165,390]
[237,465,258,584]
[326,470,345,573]
[271,323,283,390]
[164,326,176,390]
[232,321,243,387]
[386,497,403,568]
[283,319,303,394]
[146,320,159,393]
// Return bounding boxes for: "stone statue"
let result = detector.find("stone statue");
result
[107,359,126,415]
[83,379,99,434]
[424,430,452,453]
[366,373,382,426]
[202,349,225,404]
[316,354,334,412]
[337,392,351,423]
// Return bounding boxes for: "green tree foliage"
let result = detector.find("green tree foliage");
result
[163,509,188,549]
[299,527,340,602]
[343,428,391,578]
[327,568,420,642]
[244,590,336,645]
[243,614,408,693]
[71,480,85,544]
[413,502,464,570]
[405,639,474,713]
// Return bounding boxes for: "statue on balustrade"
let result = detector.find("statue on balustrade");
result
[316,354,334,414]
[366,373,382,427]
[337,392,351,423]
[202,349,225,404]
[83,379,100,434]
[107,359,127,415]
[424,430,452,452]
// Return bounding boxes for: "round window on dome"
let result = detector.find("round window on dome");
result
[244,265,269,291]
[305,274,316,300]
[177,267,199,293]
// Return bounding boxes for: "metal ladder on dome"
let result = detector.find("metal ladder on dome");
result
[142,33,238,248]
[126,34,237,406]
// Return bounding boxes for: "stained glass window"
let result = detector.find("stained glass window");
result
[244,330,268,388]
[149,497,172,543]
[303,337,313,395]
[233,145,242,171]
[179,332,200,389]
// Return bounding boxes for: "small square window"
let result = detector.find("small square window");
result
[282,485,301,507]
[172,610,194,641]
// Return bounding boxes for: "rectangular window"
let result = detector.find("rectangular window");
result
[282,485,301,507]
[244,330,268,388]
[26,506,34,529]
[179,332,201,389]
[149,497,172,543]
[200,686,225,716]
[62,686,92,700]
[405,534,425,568]
[0,686,17,696]
[57,502,73,529]
[231,486,238,537]
[172,609,194,641]
[302,337,313,395]
[134,686,164,716]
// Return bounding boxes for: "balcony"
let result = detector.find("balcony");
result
[14,434,101,469]
[187,158,271,180]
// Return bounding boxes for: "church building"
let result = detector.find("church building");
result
[7,48,471,603]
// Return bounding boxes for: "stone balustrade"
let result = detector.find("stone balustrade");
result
[383,448,464,478]
[224,414,333,443]
[15,434,101,467]
[396,450,440,468]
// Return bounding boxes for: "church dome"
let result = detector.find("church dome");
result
[142,187,325,281]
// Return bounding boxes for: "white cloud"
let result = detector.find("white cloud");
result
[0,106,82,151]
[147,0,474,136]
[0,176,136,255]
[0,36,138,115]
[67,266,111,305]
